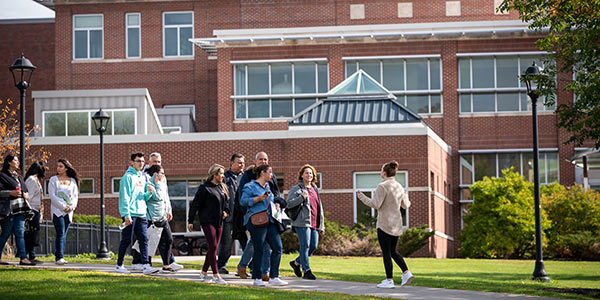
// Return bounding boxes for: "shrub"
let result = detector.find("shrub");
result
[543,184,600,259]
[397,225,435,257]
[459,168,549,258]
[314,216,381,256]
[73,214,123,226]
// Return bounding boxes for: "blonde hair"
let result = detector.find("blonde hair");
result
[207,164,229,199]
[298,164,318,185]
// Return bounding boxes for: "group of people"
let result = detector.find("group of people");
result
[0,154,80,266]
[1,151,415,289]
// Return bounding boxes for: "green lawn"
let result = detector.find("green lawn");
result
[5,254,600,299]
[0,267,383,300]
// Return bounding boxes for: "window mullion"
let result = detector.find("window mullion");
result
[65,112,69,137]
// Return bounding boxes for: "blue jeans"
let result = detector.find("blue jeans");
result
[117,217,149,266]
[246,222,282,279]
[0,214,26,260]
[53,214,71,260]
[238,237,271,275]
[294,226,319,272]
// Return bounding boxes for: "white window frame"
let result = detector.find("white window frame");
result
[232,59,329,120]
[343,56,443,115]
[457,53,555,114]
[111,177,121,194]
[42,108,137,137]
[168,178,203,234]
[163,126,182,134]
[162,11,194,58]
[352,171,409,228]
[125,13,141,59]
[73,14,104,60]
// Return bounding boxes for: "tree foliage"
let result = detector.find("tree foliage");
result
[459,168,550,258]
[499,0,600,148]
[0,98,50,167]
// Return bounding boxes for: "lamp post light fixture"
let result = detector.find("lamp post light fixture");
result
[522,62,550,282]
[9,54,36,175]
[92,108,111,259]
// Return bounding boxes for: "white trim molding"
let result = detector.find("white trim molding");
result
[434,231,455,241]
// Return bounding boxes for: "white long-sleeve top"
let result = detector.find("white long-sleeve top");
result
[48,176,79,221]
[24,175,43,212]
[357,176,410,236]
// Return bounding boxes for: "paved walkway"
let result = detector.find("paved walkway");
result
[0,261,562,300]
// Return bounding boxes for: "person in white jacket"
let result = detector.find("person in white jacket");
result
[24,161,46,264]
[357,160,414,289]
[48,159,79,265]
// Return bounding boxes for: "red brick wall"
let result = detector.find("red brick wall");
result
[0,22,55,129]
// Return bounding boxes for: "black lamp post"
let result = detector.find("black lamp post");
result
[522,62,550,282]
[9,54,36,175]
[92,108,111,259]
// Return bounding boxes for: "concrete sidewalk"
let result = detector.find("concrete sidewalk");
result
[0,262,562,300]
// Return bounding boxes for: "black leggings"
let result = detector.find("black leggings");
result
[377,228,408,279]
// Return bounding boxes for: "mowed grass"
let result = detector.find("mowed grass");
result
[0,267,384,300]
[186,254,600,300]
[5,254,600,299]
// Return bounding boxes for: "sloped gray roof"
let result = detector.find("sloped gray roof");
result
[289,96,421,126]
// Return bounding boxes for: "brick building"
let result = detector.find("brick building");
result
[2,0,596,257]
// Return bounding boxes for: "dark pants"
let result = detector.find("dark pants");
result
[53,214,71,261]
[201,224,222,274]
[246,222,282,279]
[377,228,408,279]
[217,221,247,269]
[118,217,149,266]
[132,221,175,266]
[25,210,41,260]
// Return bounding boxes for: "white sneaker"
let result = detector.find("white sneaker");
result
[115,265,131,274]
[212,276,228,285]
[377,279,395,289]
[131,263,144,271]
[199,272,208,281]
[170,262,184,271]
[55,258,67,265]
[253,279,266,286]
[401,271,414,286]
[143,264,160,275]
[268,277,288,286]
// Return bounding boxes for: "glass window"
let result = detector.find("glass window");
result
[44,113,66,136]
[163,12,193,57]
[113,111,135,135]
[498,152,521,174]
[318,63,328,93]
[471,58,494,88]
[472,93,495,112]
[247,64,269,95]
[235,99,246,119]
[294,98,316,115]
[234,65,246,96]
[91,111,113,136]
[459,58,470,89]
[382,60,404,91]
[271,63,292,94]
[73,15,103,59]
[406,95,429,114]
[272,99,293,118]
[460,94,471,113]
[496,57,518,88]
[474,153,496,181]
[294,63,316,94]
[247,99,269,118]
[406,59,428,90]
[430,95,442,113]
[547,152,559,182]
[112,177,121,194]
[80,178,94,194]
[354,172,408,227]
[460,154,473,185]
[67,112,89,136]
[358,60,380,82]
[346,61,357,77]
[430,59,441,90]
[496,93,520,112]
[126,13,141,58]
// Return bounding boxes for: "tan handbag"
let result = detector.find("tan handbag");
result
[250,210,269,227]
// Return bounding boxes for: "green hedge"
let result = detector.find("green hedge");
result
[73,214,122,226]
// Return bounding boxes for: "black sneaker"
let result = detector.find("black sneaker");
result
[218,267,229,274]
[289,261,302,277]
[162,267,176,273]
[303,269,316,280]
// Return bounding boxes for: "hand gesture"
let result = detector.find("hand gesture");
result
[167,213,173,222]
[302,190,309,199]
[64,205,72,213]
[125,217,133,227]
[9,190,22,198]
[147,184,154,194]
[222,212,229,220]
[187,224,193,232]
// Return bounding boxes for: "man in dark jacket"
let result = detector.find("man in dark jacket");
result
[216,153,245,274]
[235,152,285,280]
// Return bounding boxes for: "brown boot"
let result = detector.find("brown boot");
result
[262,274,270,282]
[236,265,247,279]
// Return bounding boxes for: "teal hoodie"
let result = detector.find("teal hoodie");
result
[119,166,151,219]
